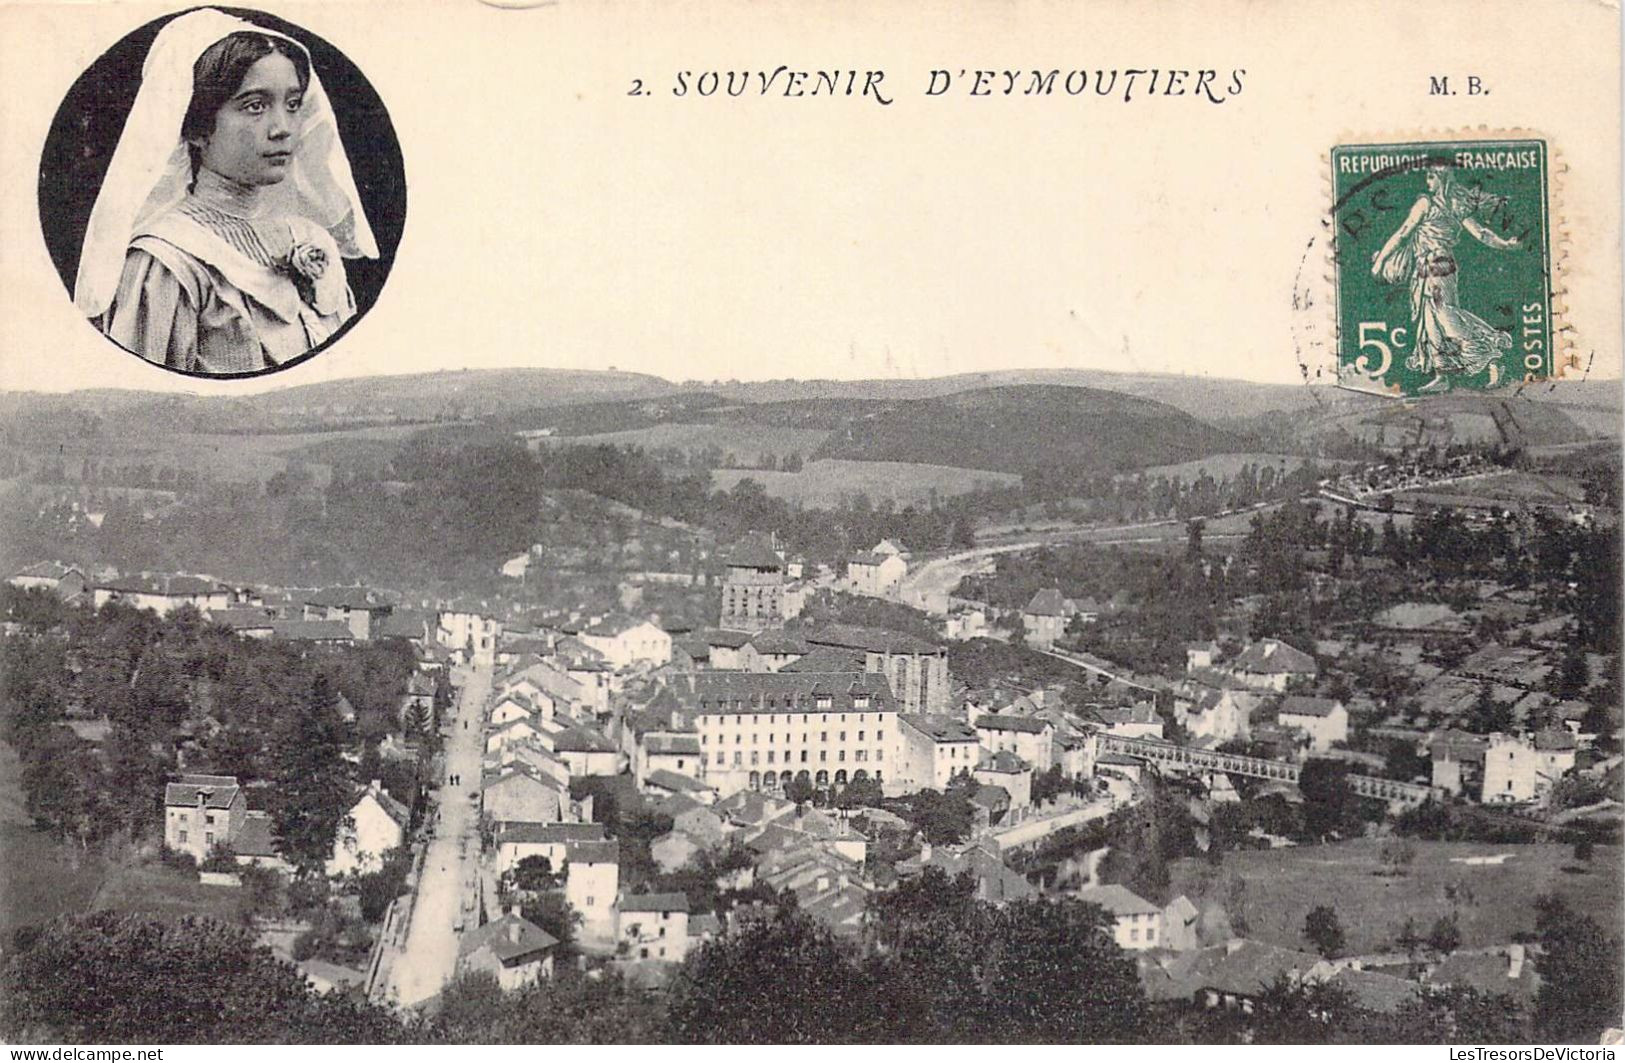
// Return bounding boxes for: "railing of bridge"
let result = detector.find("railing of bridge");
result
[1099,734,1439,805]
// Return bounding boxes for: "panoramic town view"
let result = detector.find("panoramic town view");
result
[0,367,1619,1043]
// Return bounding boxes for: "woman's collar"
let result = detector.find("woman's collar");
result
[190,166,272,220]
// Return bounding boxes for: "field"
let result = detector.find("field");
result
[90,863,246,925]
[550,422,832,465]
[1141,453,1339,482]
[711,459,1020,507]
[1169,838,1622,956]
[35,424,431,491]
[1393,470,1588,511]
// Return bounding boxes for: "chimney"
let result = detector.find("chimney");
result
[1226,938,1245,955]
[1507,944,1525,979]
[370,779,382,794]
[919,841,932,863]
[507,920,522,944]
[816,875,829,892]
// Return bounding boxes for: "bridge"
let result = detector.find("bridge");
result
[1097,734,1439,806]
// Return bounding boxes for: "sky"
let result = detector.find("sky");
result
[0,0,1618,397]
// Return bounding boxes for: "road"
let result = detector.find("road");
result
[384,659,492,1008]
[899,507,1271,616]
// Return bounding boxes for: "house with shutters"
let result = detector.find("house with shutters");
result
[1022,588,1070,649]
[459,913,558,990]
[846,552,907,598]
[96,573,231,617]
[326,780,410,877]
[8,561,87,600]
[972,712,1055,770]
[1076,884,1164,950]
[1223,639,1318,692]
[302,586,394,641]
[576,617,672,671]
[566,839,621,950]
[617,892,691,962]
[1276,696,1349,753]
[493,821,606,876]
[164,774,248,861]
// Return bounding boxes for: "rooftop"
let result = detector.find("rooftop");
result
[164,774,241,809]
[1075,883,1160,917]
[667,670,898,715]
[268,619,356,642]
[974,713,1051,735]
[1279,695,1344,719]
[619,892,690,914]
[803,623,941,657]
[645,768,712,793]
[304,586,391,611]
[902,714,979,743]
[459,914,558,965]
[565,839,622,864]
[1025,588,1069,617]
[1230,639,1317,676]
[495,821,605,845]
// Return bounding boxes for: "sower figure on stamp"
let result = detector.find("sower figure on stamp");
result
[1370,165,1520,394]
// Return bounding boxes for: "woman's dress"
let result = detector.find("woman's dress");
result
[1376,192,1512,379]
[98,194,355,375]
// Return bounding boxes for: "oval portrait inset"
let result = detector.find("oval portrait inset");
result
[38,6,406,379]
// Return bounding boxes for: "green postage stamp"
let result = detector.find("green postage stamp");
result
[1331,138,1555,396]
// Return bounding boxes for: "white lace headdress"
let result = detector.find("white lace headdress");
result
[73,8,379,318]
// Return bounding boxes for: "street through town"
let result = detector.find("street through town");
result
[385,659,492,1008]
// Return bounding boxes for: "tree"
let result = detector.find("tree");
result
[1304,905,1347,958]
[834,775,883,810]
[1298,758,1359,842]
[270,674,353,871]
[1426,912,1461,956]
[1465,681,1514,735]
[520,893,582,960]
[667,911,884,1043]
[783,775,814,808]
[1549,643,1590,701]
[1533,895,1624,1042]
[425,968,667,1043]
[907,784,974,847]
[0,911,402,1043]
[356,847,413,923]
[510,855,564,893]
[1379,837,1416,876]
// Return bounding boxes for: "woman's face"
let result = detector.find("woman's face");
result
[1425,169,1446,196]
[194,51,305,187]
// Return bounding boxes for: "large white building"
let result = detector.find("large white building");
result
[439,604,503,664]
[662,670,901,797]
[96,574,230,617]
[1276,696,1349,753]
[896,713,981,791]
[1075,884,1163,950]
[576,617,672,670]
[1481,731,1577,804]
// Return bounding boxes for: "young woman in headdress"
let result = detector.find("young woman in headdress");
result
[74,9,377,375]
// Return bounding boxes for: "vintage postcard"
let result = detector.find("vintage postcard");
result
[0,0,1619,1052]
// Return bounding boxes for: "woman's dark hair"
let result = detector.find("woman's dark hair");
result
[180,31,311,181]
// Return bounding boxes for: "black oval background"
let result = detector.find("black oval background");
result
[37,6,407,380]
